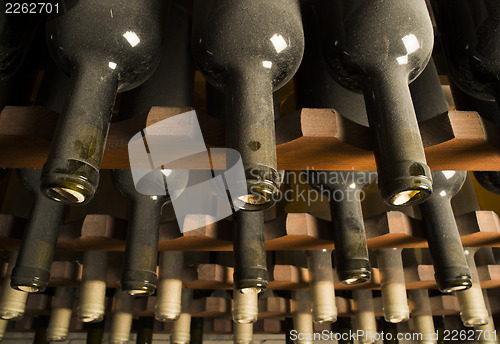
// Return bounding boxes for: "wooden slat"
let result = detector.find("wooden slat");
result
[1,210,499,253]
[0,107,499,170]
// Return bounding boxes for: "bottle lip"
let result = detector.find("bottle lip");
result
[11,267,49,293]
[41,161,99,205]
[340,271,372,285]
[233,166,280,211]
[436,274,472,293]
[121,272,158,296]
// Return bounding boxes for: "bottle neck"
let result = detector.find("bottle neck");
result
[363,70,432,206]
[41,62,119,205]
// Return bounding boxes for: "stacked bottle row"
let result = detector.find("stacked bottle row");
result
[0,247,498,342]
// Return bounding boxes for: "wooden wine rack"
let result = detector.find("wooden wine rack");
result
[0,104,500,335]
[0,106,499,170]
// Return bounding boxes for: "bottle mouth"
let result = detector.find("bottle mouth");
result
[235,166,280,211]
[0,311,24,320]
[437,274,472,293]
[48,186,86,204]
[384,312,410,323]
[314,314,338,324]
[122,271,157,296]
[337,260,372,285]
[41,160,99,205]
[378,161,433,207]
[11,267,49,293]
[233,268,268,293]
[390,189,427,206]
[233,314,258,324]
[16,285,41,293]
[155,313,179,322]
[78,313,103,323]
[341,273,371,285]
[462,314,489,327]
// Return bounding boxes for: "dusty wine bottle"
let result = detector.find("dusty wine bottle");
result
[417,171,472,292]
[0,252,28,320]
[136,317,154,344]
[432,0,500,108]
[109,289,135,344]
[41,0,166,205]
[317,0,434,206]
[170,289,193,344]
[406,249,436,344]
[11,169,65,293]
[292,290,313,344]
[192,0,304,210]
[232,288,258,324]
[47,287,75,341]
[233,322,253,344]
[232,211,268,295]
[352,290,377,344]
[155,251,184,321]
[119,2,193,115]
[455,247,489,327]
[77,251,107,323]
[308,171,374,284]
[112,169,169,296]
[305,249,337,323]
[376,248,410,323]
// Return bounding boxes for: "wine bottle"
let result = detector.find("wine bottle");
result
[11,48,71,293]
[352,290,377,344]
[233,322,253,344]
[455,247,489,327]
[155,251,184,321]
[33,316,50,344]
[41,0,167,205]
[305,249,337,323]
[233,210,268,296]
[232,288,258,324]
[119,3,193,116]
[474,249,499,343]
[47,287,75,341]
[408,289,436,344]
[0,318,6,341]
[473,171,500,195]
[292,290,313,344]
[112,169,168,296]
[192,0,304,210]
[109,289,135,344]
[11,169,65,293]
[77,251,107,323]
[170,289,193,344]
[336,317,354,344]
[308,171,374,284]
[432,0,500,106]
[0,5,40,110]
[294,1,367,125]
[86,321,104,344]
[376,248,409,323]
[136,317,154,344]
[0,251,28,320]
[317,0,434,206]
[417,171,472,292]
[406,250,436,344]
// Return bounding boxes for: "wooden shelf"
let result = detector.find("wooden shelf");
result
[0,106,499,170]
[1,210,499,252]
